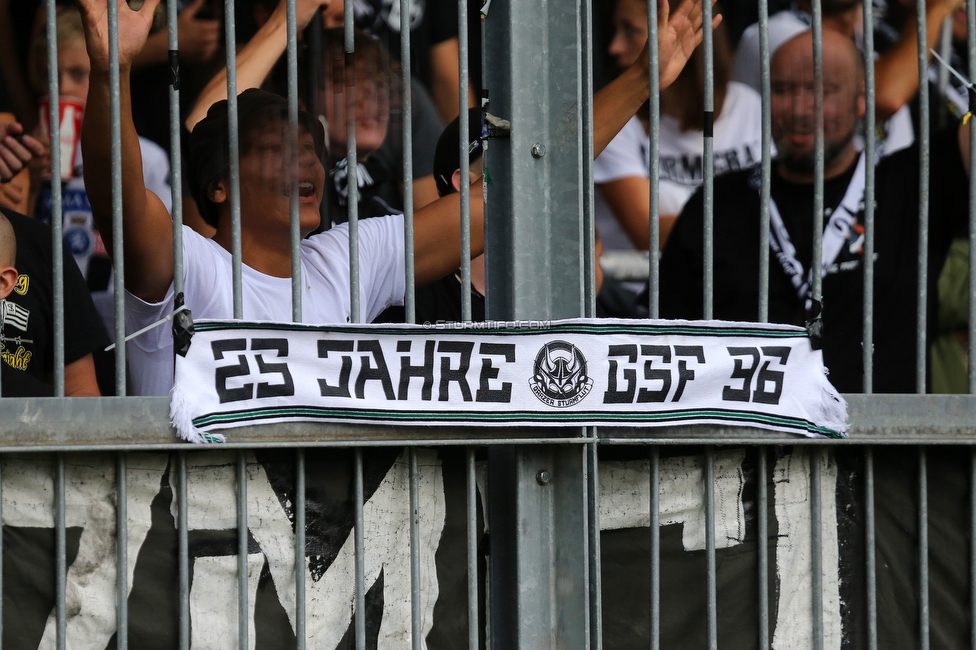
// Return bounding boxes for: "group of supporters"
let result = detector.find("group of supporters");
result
[0,0,970,397]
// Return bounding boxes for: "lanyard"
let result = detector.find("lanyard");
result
[765,153,867,310]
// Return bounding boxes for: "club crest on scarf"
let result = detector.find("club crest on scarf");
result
[529,340,593,407]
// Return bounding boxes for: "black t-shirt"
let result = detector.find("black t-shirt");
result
[1,208,110,396]
[374,272,486,324]
[660,128,969,393]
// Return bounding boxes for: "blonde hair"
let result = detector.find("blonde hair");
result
[29,7,87,71]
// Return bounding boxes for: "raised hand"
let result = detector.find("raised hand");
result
[76,0,162,72]
[178,0,221,64]
[656,0,721,90]
[0,122,44,184]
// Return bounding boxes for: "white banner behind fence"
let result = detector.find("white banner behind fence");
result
[171,319,848,443]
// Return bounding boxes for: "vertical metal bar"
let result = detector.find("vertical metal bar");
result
[649,447,660,650]
[286,0,302,322]
[237,451,248,650]
[757,0,772,322]
[178,453,189,650]
[354,449,366,650]
[646,0,660,317]
[344,0,360,324]
[481,0,590,640]
[409,449,422,650]
[705,447,717,650]
[167,0,184,299]
[915,0,930,394]
[757,447,769,650]
[701,0,714,320]
[296,450,306,649]
[400,0,416,324]
[581,0,596,318]
[116,454,128,649]
[865,448,878,650]
[55,455,66,650]
[109,0,126,395]
[458,0,472,322]
[225,0,243,319]
[862,0,877,392]
[587,436,602,650]
[44,0,63,398]
[919,448,930,650]
[811,449,824,650]
[810,0,825,304]
[968,0,976,394]
[466,448,478,650]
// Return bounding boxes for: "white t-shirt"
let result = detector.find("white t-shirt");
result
[126,215,406,396]
[593,82,763,251]
[57,137,172,280]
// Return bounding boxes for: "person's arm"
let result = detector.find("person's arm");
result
[428,37,475,124]
[413,178,484,286]
[873,0,963,121]
[132,0,221,70]
[184,0,330,131]
[64,354,101,396]
[593,0,717,157]
[78,0,174,302]
[412,174,441,210]
[597,176,678,251]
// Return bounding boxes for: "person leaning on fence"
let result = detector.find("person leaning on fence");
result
[658,28,972,394]
[75,0,720,396]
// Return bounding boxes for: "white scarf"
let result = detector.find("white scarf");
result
[171,318,848,444]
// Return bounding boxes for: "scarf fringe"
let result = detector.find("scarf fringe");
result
[817,368,849,437]
[170,383,226,444]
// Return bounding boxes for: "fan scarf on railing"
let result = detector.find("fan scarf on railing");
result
[170,319,848,443]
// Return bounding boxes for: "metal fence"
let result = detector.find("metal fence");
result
[2,0,976,648]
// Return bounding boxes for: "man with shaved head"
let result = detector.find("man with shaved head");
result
[660,29,971,393]
[734,0,963,122]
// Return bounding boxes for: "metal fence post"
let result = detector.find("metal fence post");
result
[483,0,591,644]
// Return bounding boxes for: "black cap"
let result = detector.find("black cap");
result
[432,107,484,197]
[186,88,326,228]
